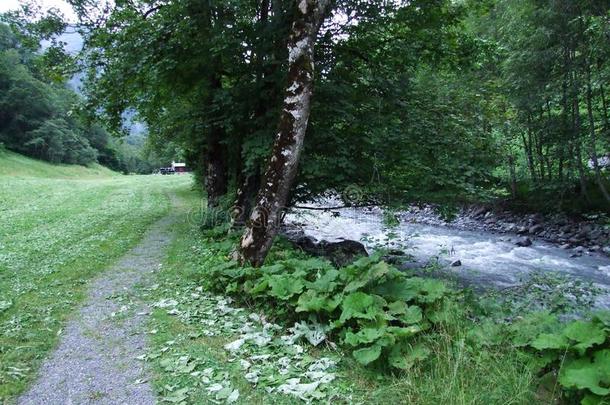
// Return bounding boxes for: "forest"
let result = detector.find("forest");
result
[2,1,610,215]
[1,0,610,404]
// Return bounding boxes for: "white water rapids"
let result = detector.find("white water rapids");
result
[285,205,610,308]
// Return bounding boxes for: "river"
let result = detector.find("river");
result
[285,205,610,308]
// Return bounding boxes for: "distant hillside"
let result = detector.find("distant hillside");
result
[0,149,119,178]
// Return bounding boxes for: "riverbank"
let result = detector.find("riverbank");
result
[399,204,610,257]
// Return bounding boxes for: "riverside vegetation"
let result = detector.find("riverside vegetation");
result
[142,184,610,404]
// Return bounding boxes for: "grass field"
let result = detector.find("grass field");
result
[0,150,192,400]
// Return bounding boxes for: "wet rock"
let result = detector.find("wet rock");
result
[515,237,533,247]
[529,224,544,234]
[292,236,368,267]
[388,249,406,256]
[450,260,462,267]
[527,214,542,225]
[472,207,487,218]
[560,243,571,250]
[516,226,529,235]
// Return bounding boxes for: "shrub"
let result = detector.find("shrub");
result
[514,312,610,405]
[197,229,453,371]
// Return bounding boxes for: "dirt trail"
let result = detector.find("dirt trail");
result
[18,202,181,405]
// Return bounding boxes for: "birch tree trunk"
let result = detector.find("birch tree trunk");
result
[235,0,330,266]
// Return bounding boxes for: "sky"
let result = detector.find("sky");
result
[0,0,77,21]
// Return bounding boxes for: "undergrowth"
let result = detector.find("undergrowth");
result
[147,189,609,404]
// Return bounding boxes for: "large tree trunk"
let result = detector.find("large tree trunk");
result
[235,0,330,266]
[232,168,261,227]
[205,129,228,208]
[205,75,229,208]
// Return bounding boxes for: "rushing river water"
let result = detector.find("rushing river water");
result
[285,205,610,308]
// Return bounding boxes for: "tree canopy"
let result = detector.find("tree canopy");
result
[3,0,609,263]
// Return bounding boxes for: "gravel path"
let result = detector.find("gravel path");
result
[18,208,179,405]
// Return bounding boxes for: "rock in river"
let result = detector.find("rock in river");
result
[292,236,368,267]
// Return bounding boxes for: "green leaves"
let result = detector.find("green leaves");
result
[559,351,610,396]
[563,322,606,355]
[344,328,386,346]
[267,275,304,300]
[519,313,610,403]
[530,333,569,351]
[353,344,382,365]
[339,292,384,323]
[296,290,342,313]
[205,249,449,372]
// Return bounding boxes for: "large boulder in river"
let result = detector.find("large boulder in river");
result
[515,237,533,247]
[293,236,368,267]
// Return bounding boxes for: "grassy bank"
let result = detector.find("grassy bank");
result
[0,151,192,400]
[144,186,543,404]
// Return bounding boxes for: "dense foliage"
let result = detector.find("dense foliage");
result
[189,222,610,403]
[520,313,610,404]
[196,229,451,371]
[52,0,607,217]
[0,21,163,172]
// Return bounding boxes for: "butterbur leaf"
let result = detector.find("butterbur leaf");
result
[387,325,422,339]
[367,261,391,280]
[408,278,447,304]
[389,343,430,370]
[399,306,423,325]
[387,301,407,315]
[308,269,340,293]
[530,333,569,350]
[268,275,304,300]
[250,278,269,295]
[563,321,606,354]
[353,344,382,365]
[296,290,341,313]
[344,278,369,293]
[581,393,604,405]
[510,312,560,347]
[405,343,430,364]
[592,311,610,329]
[559,353,610,396]
[372,279,416,301]
[340,292,383,323]
[344,328,385,346]
[593,350,610,381]
[389,349,409,369]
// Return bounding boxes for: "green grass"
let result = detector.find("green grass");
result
[0,149,118,178]
[145,186,543,405]
[0,151,192,401]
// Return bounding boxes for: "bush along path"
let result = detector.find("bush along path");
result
[17,207,180,405]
